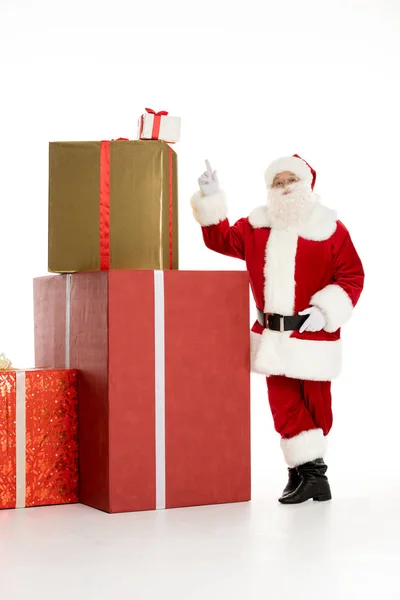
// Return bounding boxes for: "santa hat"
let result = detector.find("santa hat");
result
[264,154,317,190]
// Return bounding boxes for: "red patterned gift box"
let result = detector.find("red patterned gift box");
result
[0,368,78,510]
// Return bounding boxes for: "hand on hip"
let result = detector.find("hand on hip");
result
[299,306,326,333]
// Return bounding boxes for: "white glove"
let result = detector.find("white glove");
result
[299,306,326,333]
[198,160,220,196]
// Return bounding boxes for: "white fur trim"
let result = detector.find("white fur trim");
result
[252,330,342,380]
[310,284,353,332]
[248,202,337,241]
[250,331,262,371]
[264,229,297,314]
[254,222,342,380]
[299,202,337,241]
[190,190,228,226]
[248,205,270,229]
[280,429,327,467]
[265,156,313,188]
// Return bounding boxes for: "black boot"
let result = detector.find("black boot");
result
[280,467,301,499]
[279,459,331,504]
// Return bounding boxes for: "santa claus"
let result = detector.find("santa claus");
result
[191,155,364,504]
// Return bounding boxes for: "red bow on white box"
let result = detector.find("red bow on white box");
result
[144,108,169,139]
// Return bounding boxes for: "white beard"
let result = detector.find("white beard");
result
[267,181,317,230]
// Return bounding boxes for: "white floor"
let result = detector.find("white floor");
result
[1,480,400,599]
[2,376,400,599]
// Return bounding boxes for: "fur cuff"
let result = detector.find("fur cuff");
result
[190,190,228,226]
[310,284,353,332]
[280,429,327,467]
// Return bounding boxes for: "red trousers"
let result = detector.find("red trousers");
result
[266,376,332,439]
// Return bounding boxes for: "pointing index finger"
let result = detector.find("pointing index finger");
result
[205,159,212,173]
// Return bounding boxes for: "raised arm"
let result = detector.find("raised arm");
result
[190,160,246,260]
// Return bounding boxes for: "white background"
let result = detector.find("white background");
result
[1,2,400,594]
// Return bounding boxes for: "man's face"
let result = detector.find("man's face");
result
[272,171,300,195]
[267,170,314,229]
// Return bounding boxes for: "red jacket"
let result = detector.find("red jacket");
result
[191,190,364,381]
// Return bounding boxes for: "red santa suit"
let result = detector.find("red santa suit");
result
[191,155,364,468]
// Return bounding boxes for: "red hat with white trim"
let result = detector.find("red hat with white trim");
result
[265,154,317,190]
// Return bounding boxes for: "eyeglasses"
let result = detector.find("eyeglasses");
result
[272,176,299,188]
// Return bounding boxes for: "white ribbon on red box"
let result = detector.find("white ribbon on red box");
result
[154,271,166,510]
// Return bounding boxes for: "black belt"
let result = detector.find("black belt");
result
[256,308,308,332]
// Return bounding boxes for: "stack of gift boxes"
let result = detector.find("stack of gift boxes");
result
[0,110,251,514]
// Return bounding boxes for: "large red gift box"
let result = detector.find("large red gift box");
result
[0,368,78,510]
[33,270,251,513]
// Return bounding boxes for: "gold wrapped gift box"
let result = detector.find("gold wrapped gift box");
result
[48,140,178,272]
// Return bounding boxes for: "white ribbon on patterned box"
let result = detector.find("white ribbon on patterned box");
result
[64,272,166,510]
[0,355,27,508]
[15,370,27,508]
